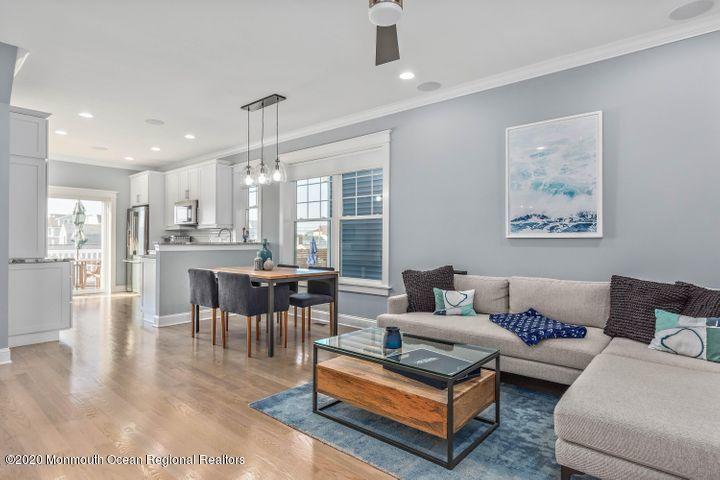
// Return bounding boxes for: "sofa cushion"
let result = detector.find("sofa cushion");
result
[554,353,720,479]
[677,281,720,317]
[603,337,720,374]
[402,265,455,312]
[509,276,610,328]
[454,275,509,314]
[377,312,610,370]
[604,275,689,344]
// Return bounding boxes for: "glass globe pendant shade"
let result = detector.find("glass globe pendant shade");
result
[244,165,254,185]
[257,163,268,185]
[272,160,286,182]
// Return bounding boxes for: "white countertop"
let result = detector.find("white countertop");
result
[153,242,261,252]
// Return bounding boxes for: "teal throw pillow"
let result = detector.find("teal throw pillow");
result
[650,309,720,362]
[433,288,477,316]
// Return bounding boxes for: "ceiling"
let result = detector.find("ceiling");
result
[1,0,719,169]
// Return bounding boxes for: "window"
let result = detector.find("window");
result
[246,186,259,242]
[340,170,383,280]
[283,130,390,295]
[294,177,331,267]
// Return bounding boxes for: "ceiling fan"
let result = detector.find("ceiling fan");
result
[369,0,403,66]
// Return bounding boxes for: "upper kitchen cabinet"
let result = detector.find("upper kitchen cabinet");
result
[9,107,48,158]
[9,107,50,259]
[164,160,232,229]
[129,171,165,243]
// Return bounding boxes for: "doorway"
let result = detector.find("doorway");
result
[47,187,117,295]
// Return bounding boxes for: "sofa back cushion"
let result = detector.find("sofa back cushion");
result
[454,275,509,314]
[509,276,610,328]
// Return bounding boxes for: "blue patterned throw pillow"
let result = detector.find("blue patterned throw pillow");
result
[489,309,587,346]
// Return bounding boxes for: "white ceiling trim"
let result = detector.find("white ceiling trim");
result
[51,154,147,172]
[179,16,720,167]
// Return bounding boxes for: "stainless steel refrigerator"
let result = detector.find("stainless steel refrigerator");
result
[124,205,149,293]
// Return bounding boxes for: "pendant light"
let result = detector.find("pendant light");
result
[272,100,283,182]
[241,94,286,185]
[244,107,254,186]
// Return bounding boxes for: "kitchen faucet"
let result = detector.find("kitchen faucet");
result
[217,228,233,242]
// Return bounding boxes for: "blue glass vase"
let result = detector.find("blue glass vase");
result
[258,239,273,263]
[383,327,402,350]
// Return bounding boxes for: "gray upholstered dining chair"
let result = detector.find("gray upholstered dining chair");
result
[289,265,335,343]
[188,268,220,344]
[217,272,290,356]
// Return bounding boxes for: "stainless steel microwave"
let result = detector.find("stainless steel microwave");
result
[174,200,198,226]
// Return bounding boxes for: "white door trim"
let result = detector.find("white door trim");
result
[48,185,118,294]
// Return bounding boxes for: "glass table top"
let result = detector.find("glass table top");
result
[315,327,498,379]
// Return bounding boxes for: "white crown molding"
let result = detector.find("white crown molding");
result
[51,155,148,172]
[177,17,720,167]
[14,47,29,77]
[279,130,391,165]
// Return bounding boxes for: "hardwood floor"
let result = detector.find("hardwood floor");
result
[0,294,392,480]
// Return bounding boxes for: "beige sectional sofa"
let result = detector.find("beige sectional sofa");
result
[377,274,720,480]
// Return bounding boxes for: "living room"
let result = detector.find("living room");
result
[1,1,719,479]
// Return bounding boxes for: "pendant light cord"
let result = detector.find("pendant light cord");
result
[246,108,250,171]
[276,100,279,164]
[260,105,265,168]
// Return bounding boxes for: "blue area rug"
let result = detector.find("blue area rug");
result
[250,382,591,479]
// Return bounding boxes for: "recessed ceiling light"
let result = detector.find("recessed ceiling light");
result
[417,81,442,92]
[92,146,109,151]
[399,71,415,80]
[150,146,161,152]
[54,129,68,136]
[184,133,196,140]
[78,112,94,119]
[669,0,714,20]
[145,118,165,126]
[124,156,135,161]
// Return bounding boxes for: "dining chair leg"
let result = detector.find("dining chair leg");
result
[225,312,229,331]
[191,304,196,338]
[278,312,282,338]
[256,315,261,341]
[301,307,306,344]
[212,308,217,345]
[266,314,269,333]
[246,316,252,357]
[308,306,312,333]
[284,311,288,349]
[293,306,297,328]
[329,302,334,335]
[221,312,227,348]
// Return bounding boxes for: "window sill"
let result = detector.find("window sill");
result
[339,278,392,297]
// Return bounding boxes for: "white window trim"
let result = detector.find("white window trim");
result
[232,164,263,242]
[246,185,262,242]
[283,131,391,296]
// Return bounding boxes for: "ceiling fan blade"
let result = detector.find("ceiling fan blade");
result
[375,25,399,66]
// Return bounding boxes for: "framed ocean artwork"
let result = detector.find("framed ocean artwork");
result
[506,111,603,238]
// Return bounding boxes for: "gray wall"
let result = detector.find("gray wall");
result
[165,32,720,320]
[260,32,720,319]
[157,249,258,315]
[0,42,17,350]
[48,160,136,287]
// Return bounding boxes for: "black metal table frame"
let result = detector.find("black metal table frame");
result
[312,335,500,470]
[202,271,339,357]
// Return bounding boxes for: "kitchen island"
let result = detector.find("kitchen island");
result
[141,243,260,327]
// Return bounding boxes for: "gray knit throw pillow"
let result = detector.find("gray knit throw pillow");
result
[402,265,456,313]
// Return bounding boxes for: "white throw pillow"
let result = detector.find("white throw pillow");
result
[433,288,477,316]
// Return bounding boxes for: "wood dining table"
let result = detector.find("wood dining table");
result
[210,266,339,357]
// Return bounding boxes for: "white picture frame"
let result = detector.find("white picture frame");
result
[505,111,603,238]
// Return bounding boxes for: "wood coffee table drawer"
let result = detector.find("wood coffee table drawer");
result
[316,356,496,438]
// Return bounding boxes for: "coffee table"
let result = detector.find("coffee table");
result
[313,327,500,469]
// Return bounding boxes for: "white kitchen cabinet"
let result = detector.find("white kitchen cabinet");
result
[164,170,179,227]
[9,108,48,158]
[9,155,47,259]
[164,160,232,229]
[130,171,150,206]
[9,261,72,347]
[177,167,200,201]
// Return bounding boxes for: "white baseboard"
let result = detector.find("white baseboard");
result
[9,331,60,348]
[112,284,128,293]
[144,309,214,328]
[302,308,376,330]
[0,348,11,365]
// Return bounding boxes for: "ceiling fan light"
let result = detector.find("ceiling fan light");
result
[369,1,403,27]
